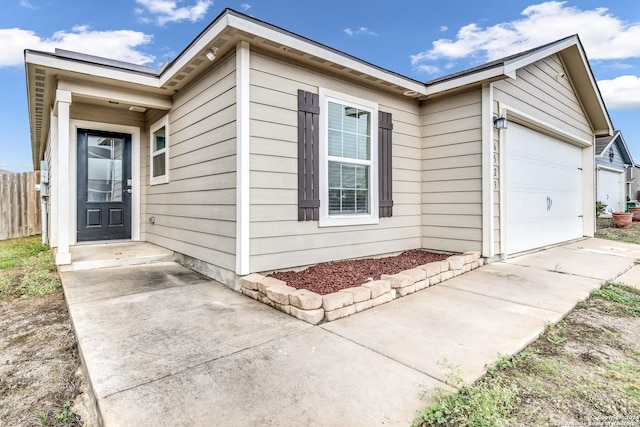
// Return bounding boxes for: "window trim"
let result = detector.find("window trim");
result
[149,115,169,185]
[319,88,379,227]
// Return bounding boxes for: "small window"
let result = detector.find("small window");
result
[319,89,378,226]
[150,116,169,185]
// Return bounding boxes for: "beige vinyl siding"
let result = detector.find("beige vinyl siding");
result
[494,54,593,141]
[144,55,237,272]
[248,51,422,272]
[421,89,483,253]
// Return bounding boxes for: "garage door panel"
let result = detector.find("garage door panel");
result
[597,169,623,213]
[506,123,583,254]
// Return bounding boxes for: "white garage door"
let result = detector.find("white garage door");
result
[597,169,623,213]
[506,123,583,254]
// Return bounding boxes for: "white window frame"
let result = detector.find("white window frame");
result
[149,115,169,185]
[319,88,379,227]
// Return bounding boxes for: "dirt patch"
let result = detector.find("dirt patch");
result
[0,291,88,426]
[596,220,640,245]
[269,249,450,294]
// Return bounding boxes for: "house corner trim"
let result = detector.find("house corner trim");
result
[236,41,251,275]
[481,83,495,258]
[55,89,72,265]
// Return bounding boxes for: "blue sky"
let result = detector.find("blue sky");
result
[2,0,640,172]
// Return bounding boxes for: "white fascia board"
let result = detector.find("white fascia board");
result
[503,37,577,77]
[227,14,427,95]
[159,15,230,87]
[57,80,172,110]
[25,51,160,88]
[426,67,505,96]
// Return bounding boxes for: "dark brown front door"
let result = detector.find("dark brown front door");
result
[76,129,132,241]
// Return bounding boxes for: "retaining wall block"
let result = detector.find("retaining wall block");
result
[361,280,391,298]
[266,283,296,305]
[290,306,325,324]
[429,274,441,286]
[289,289,323,310]
[441,271,454,281]
[339,286,371,303]
[325,305,357,322]
[273,302,291,315]
[241,288,260,300]
[418,262,441,278]
[240,273,264,291]
[400,268,427,282]
[415,279,429,291]
[257,277,287,294]
[471,261,479,270]
[323,291,354,311]
[371,292,394,307]
[380,272,411,289]
[463,251,481,263]
[355,299,374,312]
[447,255,466,270]
[397,283,416,297]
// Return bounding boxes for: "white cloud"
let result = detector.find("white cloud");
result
[19,0,37,9]
[439,25,448,32]
[344,27,377,37]
[135,0,212,25]
[411,1,640,69]
[0,26,154,68]
[598,75,640,110]
[241,3,251,11]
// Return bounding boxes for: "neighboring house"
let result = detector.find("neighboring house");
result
[595,131,635,212]
[632,163,640,202]
[24,9,612,288]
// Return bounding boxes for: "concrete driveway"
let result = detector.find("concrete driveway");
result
[60,238,639,427]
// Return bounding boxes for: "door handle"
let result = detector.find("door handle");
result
[549,197,552,210]
[126,189,132,194]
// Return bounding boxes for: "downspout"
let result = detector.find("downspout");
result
[40,160,49,246]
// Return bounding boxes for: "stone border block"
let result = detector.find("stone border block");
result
[323,291,354,311]
[339,286,370,303]
[290,306,324,324]
[266,283,296,305]
[371,292,393,307]
[355,299,374,312]
[380,272,411,289]
[361,280,391,298]
[257,277,286,294]
[241,288,260,299]
[447,255,466,270]
[240,273,264,291]
[418,262,441,278]
[397,283,416,297]
[289,289,323,310]
[325,305,356,322]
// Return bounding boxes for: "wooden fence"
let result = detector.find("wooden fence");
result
[0,171,42,240]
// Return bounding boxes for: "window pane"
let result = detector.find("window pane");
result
[153,153,166,178]
[153,126,166,151]
[328,161,370,215]
[87,136,123,202]
[327,101,371,161]
[328,130,342,157]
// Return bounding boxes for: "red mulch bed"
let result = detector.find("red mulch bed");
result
[269,249,450,295]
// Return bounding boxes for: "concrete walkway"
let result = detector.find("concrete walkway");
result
[60,238,639,427]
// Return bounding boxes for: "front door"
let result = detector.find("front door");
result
[77,129,132,242]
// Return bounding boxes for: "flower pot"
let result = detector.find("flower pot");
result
[629,207,640,221]
[612,212,633,228]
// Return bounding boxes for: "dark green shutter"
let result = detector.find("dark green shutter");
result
[297,90,320,221]
[378,111,393,218]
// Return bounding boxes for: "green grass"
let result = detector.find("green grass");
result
[0,235,60,298]
[591,282,640,316]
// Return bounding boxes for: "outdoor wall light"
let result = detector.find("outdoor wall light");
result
[206,47,219,62]
[609,147,615,163]
[493,116,508,130]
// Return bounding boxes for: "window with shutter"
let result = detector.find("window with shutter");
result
[298,88,393,224]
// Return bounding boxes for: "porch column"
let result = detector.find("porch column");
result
[55,89,72,265]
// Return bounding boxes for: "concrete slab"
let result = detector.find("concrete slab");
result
[66,265,311,399]
[321,285,557,384]
[98,327,444,427]
[504,246,635,280]
[441,263,601,314]
[59,241,173,272]
[563,238,640,259]
[617,265,640,289]
[61,262,209,304]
